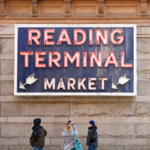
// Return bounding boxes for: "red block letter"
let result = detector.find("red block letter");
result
[57,29,72,45]
[96,29,108,45]
[111,29,124,45]
[20,51,33,68]
[64,52,80,67]
[121,52,133,68]
[89,29,93,45]
[49,52,61,68]
[104,52,119,67]
[35,52,46,68]
[44,29,55,45]
[28,29,41,45]
[90,51,102,67]
[83,52,87,68]
[74,29,86,45]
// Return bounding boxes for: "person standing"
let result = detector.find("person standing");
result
[86,120,98,150]
[30,118,47,150]
[62,120,78,150]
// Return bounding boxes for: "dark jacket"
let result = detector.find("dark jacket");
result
[30,118,47,147]
[86,125,98,147]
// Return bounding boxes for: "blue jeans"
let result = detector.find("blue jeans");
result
[33,146,43,150]
[88,145,97,150]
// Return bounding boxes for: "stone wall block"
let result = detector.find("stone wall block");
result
[116,138,147,145]
[18,138,30,146]
[1,60,14,75]
[20,103,69,117]
[40,123,65,138]
[147,138,150,145]
[50,138,63,145]
[1,123,67,138]
[137,60,150,81]
[75,123,135,138]
[91,146,123,150]
[1,123,31,137]
[115,102,135,116]
[44,146,62,150]
[45,138,50,145]
[1,102,69,117]
[8,146,32,150]
[0,26,14,35]
[1,81,14,95]
[98,138,115,145]
[125,146,150,150]
[0,146,8,150]
[135,103,150,116]
[137,80,150,95]
[1,103,20,117]
[0,138,18,145]
[70,103,115,117]
[82,138,115,146]
[97,124,135,138]
[18,137,50,146]
[137,38,150,60]
[1,39,14,54]
[70,124,87,137]
[137,26,150,35]
[136,124,150,137]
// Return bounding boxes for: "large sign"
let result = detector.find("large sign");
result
[14,24,137,96]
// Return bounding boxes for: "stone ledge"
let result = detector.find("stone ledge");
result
[2,96,150,102]
[7,117,69,123]
[50,138,63,146]
[70,117,149,123]
[137,26,150,35]
[0,34,14,38]
[138,34,150,37]
[0,75,14,81]
[50,138,115,146]
[0,54,14,60]
[19,138,50,146]
[0,138,18,145]
[116,138,147,145]
[6,145,150,150]
[0,25,149,36]
[82,138,115,146]
[0,117,148,123]
[0,137,148,146]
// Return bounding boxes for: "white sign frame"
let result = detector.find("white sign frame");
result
[14,24,137,96]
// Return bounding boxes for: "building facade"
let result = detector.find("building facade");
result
[0,0,150,150]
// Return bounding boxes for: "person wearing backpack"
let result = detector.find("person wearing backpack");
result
[62,120,78,150]
[86,120,98,150]
[30,118,47,150]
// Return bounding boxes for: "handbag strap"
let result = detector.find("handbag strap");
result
[73,131,78,142]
